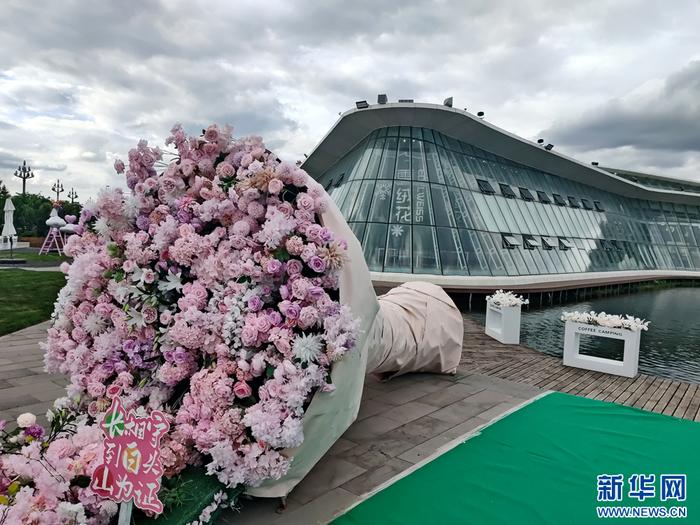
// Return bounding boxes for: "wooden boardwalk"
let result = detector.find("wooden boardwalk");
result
[460,315,700,422]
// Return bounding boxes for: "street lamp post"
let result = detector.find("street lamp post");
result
[52,180,65,202]
[67,188,78,203]
[14,160,34,195]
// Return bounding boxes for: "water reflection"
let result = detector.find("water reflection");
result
[470,287,700,383]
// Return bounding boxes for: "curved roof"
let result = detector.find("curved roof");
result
[302,102,700,206]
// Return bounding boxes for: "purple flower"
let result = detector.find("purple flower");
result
[248,295,263,312]
[24,424,44,439]
[266,259,282,275]
[177,209,192,223]
[308,256,327,273]
[136,214,150,231]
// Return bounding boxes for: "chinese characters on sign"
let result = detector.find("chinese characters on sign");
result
[90,387,170,514]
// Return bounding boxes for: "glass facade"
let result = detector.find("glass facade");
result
[316,126,700,276]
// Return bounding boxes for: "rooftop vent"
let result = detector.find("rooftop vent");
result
[355,100,369,109]
[537,138,544,144]
[477,111,485,118]
[398,99,414,103]
[544,143,554,151]
[443,96,453,107]
[377,94,387,104]
[591,161,599,166]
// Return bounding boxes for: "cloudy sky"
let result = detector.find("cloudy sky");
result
[1,0,699,200]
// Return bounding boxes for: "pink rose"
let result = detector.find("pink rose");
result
[142,306,158,324]
[142,269,156,284]
[286,259,302,275]
[298,306,318,328]
[296,193,315,212]
[256,315,272,333]
[308,255,327,273]
[268,178,283,194]
[216,162,235,178]
[285,236,304,256]
[204,125,220,142]
[233,381,252,398]
[241,326,258,346]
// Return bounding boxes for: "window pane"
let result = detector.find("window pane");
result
[396,137,411,180]
[413,226,441,273]
[378,137,398,179]
[437,227,469,274]
[349,180,376,221]
[363,223,387,271]
[369,181,393,222]
[385,224,412,272]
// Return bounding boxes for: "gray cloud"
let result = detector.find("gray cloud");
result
[544,60,700,153]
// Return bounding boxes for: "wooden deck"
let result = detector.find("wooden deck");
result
[460,315,700,422]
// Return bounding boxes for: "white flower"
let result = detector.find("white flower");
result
[122,195,140,219]
[84,312,107,336]
[292,334,324,363]
[57,501,87,524]
[486,289,528,307]
[561,310,649,331]
[17,412,36,428]
[93,217,111,238]
[158,272,183,293]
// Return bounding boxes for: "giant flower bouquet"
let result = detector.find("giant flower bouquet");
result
[0,124,359,523]
[561,311,649,332]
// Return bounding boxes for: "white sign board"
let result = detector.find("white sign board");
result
[485,303,521,345]
[563,321,641,378]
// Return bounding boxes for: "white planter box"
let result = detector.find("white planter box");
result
[485,303,521,344]
[563,321,641,378]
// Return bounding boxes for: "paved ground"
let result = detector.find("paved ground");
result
[2,315,699,523]
[0,321,67,427]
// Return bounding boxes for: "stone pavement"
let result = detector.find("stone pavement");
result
[0,321,67,427]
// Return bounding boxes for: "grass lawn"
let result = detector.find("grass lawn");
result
[0,269,66,336]
[3,249,70,265]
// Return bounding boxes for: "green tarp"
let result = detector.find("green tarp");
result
[333,392,697,524]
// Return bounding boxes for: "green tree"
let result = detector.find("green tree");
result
[60,200,83,219]
[12,193,53,236]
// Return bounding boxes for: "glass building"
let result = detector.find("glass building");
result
[302,102,700,288]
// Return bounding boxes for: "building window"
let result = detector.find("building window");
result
[581,198,594,210]
[499,183,517,199]
[542,237,555,250]
[537,190,552,204]
[476,179,495,194]
[601,239,612,251]
[519,187,535,201]
[501,233,521,249]
[552,193,567,206]
[594,200,605,212]
[324,178,334,190]
[523,235,540,250]
[558,237,573,250]
[567,196,581,208]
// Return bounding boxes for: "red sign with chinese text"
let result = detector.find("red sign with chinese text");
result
[90,387,170,514]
